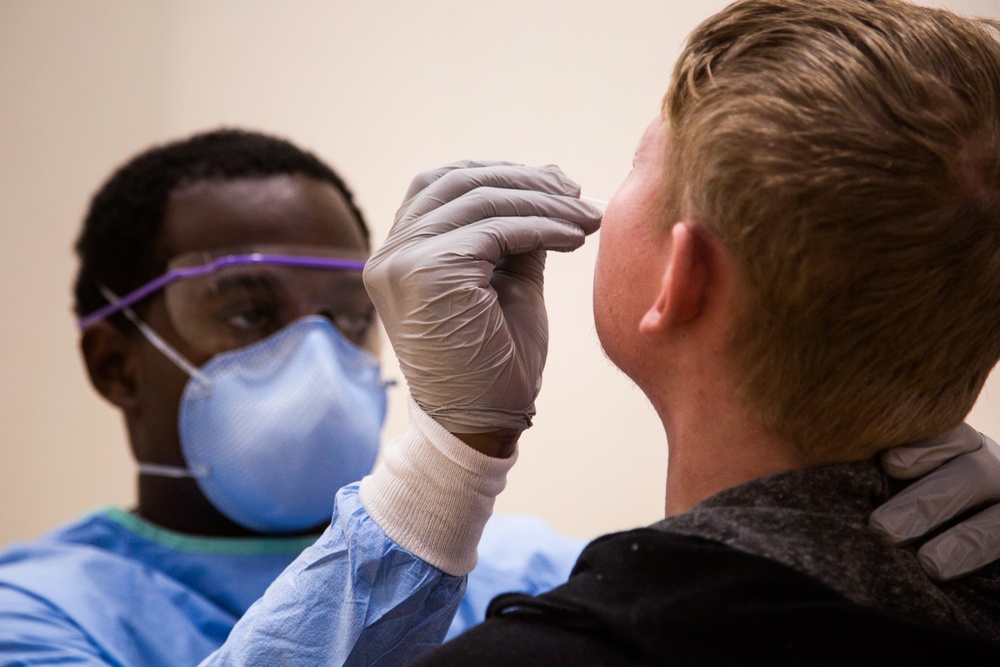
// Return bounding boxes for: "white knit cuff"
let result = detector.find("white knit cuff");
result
[359,396,518,576]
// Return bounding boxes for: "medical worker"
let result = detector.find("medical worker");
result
[0,128,996,665]
[0,130,583,665]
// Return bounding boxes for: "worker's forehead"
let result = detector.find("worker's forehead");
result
[156,174,367,263]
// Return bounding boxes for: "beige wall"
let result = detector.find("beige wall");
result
[3,0,999,546]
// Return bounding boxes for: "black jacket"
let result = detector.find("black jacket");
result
[415,529,1000,665]
[415,462,1000,665]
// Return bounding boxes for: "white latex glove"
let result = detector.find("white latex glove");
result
[364,161,602,434]
[870,423,1000,581]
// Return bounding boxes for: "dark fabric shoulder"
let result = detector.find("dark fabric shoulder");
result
[412,529,1000,666]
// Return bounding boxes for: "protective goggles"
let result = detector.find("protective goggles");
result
[78,245,373,355]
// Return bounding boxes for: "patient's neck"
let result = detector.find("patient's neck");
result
[661,402,808,516]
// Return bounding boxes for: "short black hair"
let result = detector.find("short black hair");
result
[73,128,370,321]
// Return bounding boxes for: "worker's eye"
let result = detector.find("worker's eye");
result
[329,311,374,346]
[225,302,282,333]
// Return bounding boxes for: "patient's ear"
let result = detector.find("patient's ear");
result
[639,222,708,334]
[80,321,139,411]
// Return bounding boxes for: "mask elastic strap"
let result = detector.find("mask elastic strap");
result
[98,285,212,388]
[137,462,210,479]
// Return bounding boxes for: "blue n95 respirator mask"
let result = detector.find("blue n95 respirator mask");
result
[134,315,388,534]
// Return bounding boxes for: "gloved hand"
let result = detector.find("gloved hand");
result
[364,161,602,435]
[870,423,1000,581]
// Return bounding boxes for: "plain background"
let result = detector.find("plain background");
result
[3,0,1000,546]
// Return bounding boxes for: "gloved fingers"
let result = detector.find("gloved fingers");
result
[880,422,983,479]
[870,434,1000,542]
[367,216,586,317]
[395,165,591,230]
[402,160,525,202]
[917,504,1000,581]
[374,189,601,266]
[449,215,596,268]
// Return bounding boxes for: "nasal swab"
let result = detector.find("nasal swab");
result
[580,196,608,210]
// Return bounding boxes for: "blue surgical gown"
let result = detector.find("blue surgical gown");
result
[0,484,585,665]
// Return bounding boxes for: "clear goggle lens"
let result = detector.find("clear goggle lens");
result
[162,246,373,356]
[79,245,374,357]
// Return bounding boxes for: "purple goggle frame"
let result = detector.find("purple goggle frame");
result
[78,253,366,331]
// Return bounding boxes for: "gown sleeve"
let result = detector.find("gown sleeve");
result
[201,485,467,666]
[202,398,520,666]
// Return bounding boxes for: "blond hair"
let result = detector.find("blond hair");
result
[664,0,1000,460]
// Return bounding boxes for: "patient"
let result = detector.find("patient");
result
[359,0,1000,662]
